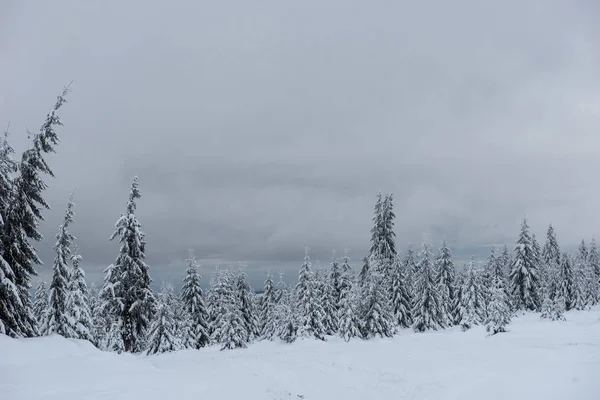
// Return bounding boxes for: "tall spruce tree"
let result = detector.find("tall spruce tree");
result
[361,259,394,338]
[146,286,182,355]
[358,256,370,288]
[485,275,511,334]
[459,257,486,331]
[211,269,248,350]
[295,248,327,340]
[509,218,540,311]
[0,88,69,337]
[588,239,600,305]
[260,270,278,340]
[558,252,575,311]
[540,258,566,321]
[66,247,94,342]
[99,177,155,353]
[328,251,342,316]
[435,241,455,325]
[389,255,412,329]
[180,249,210,348]
[236,266,259,341]
[574,240,589,310]
[337,251,361,341]
[412,239,446,332]
[42,195,76,337]
[541,225,561,287]
[32,280,49,330]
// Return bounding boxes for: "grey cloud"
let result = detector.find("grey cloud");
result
[2,0,600,287]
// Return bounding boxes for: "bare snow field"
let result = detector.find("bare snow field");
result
[2,307,599,400]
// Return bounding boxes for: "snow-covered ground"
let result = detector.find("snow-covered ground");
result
[2,308,599,400]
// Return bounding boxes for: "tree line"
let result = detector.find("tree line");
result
[2,91,599,355]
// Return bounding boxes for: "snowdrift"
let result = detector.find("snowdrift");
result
[2,308,599,400]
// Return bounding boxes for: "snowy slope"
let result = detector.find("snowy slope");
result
[2,308,599,400]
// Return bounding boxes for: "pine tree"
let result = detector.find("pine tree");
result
[540,259,566,322]
[211,269,248,350]
[558,253,575,311]
[337,252,361,341]
[389,255,412,329]
[435,241,455,325]
[509,218,540,311]
[146,288,182,355]
[99,177,155,353]
[316,266,337,335]
[500,245,512,281]
[451,268,467,325]
[574,240,589,310]
[459,257,486,331]
[404,245,418,299]
[412,239,446,332]
[236,266,259,341]
[66,248,94,342]
[541,225,561,290]
[358,256,370,288]
[485,275,511,334]
[42,195,76,337]
[0,87,69,337]
[260,271,278,340]
[361,261,394,338]
[295,248,327,340]
[277,301,298,343]
[328,251,342,317]
[180,249,210,348]
[32,281,49,330]
[88,282,102,345]
[587,239,600,305]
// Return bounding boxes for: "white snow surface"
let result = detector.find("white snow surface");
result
[2,308,600,400]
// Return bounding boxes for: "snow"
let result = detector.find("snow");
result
[2,308,600,400]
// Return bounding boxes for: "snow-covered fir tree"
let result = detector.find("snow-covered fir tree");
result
[211,269,248,350]
[337,251,361,341]
[88,282,102,345]
[260,271,278,340]
[540,258,566,322]
[66,247,94,342]
[358,256,370,288]
[277,301,298,343]
[587,239,600,305]
[573,240,591,310]
[558,252,576,311]
[99,177,155,353]
[295,248,327,340]
[180,249,210,348]
[328,251,342,317]
[316,266,337,335]
[389,255,412,329]
[541,224,561,289]
[459,257,486,331]
[485,275,511,335]
[360,261,394,338]
[145,286,182,355]
[435,241,455,325]
[236,265,259,341]
[509,218,540,311]
[500,245,512,281]
[0,88,68,337]
[42,195,76,337]
[404,245,418,299]
[32,281,48,330]
[451,268,467,326]
[412,239,446,332]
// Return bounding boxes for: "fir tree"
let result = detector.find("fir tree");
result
[32,281,48,330]
[541,224,561,288]
[435,241,455,325]
[211,269,248,350]
[459,257,486,331]
[558,253,575,311]
[146,288,182,355]
[389,255,412,329]
[0,87,69,337]
[500,245,512,281]
[485,275,511,334]
[361,261,394,338]
[328,251,342,315]
[337,252,361,341]
[42,195,76,337]
[574,240,589,310]
[358,256,370,288]
[88,282,102,345]
[277,302,298,343]
[180,249,210,348]
[236,266,259,341]
[66,247,94,342]
[540,259,566,322]
[260,271,278,340]
[587,239,600,305]
[317,266,337,335]
[509,218,540,311]
[412,239,446,332]
[99,177,155,353]
[295,248,327,340]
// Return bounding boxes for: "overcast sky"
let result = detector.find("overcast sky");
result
[2,0,600,288]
